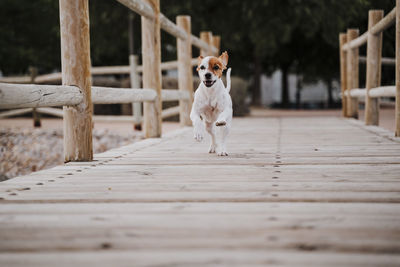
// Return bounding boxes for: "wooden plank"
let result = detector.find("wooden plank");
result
[1,250,399,267]
[0,116,400,266]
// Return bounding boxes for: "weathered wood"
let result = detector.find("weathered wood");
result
[346,29,359,118]
[161,105,180,119]
[212,35,221,56]
[161,89,190,102]
[0,116,400,266]
[91,86,156,104]
[35,107,64,117]
[93,115,142,124]
[370,7,396,35]
[129,55,142,126]
[29,67,41,128]
[60,0,93,162]
[342,32,368,51]
[0,76,30,84]
[342,8,395,51]
[0,83,82,109]
[177,15,194,126]
[0,108,33,119]
[346,88,365,98]
[116,0,187,39]
[192,35,217,54]
[200,31,213,56]
[359,56,395,65]
[35,73,62,84]
[141,0,162,138]
[365,10,383,126]
[369,86,395,98]
[396,0,400,137]
[339,33,348,117]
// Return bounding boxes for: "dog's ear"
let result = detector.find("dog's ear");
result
[196,56,204,71]
[219,51,228,67]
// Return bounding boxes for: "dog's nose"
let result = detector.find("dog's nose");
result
[205,73,212,79]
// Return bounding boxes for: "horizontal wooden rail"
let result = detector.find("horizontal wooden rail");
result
[342,32,368,50]
[342,8,396,51]
[161,89,190,102]
[359,56,396,65]
[0,83,82,109]
[92,87,156,104]
[0,108,33,118]
[0,76,31,84]
[115,0,217,54]
[161,105,179,119]
[370,8,396,35]
[369,85,396,97]
[344,86,396,98]
[0,58,200,84]
[93,115,142,124]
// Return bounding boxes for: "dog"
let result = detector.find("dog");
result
[190,51,232,156]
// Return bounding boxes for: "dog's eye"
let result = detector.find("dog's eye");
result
[213,65,219,70]
[200,66,206,70]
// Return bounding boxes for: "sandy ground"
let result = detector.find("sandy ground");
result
[0,118,180,136]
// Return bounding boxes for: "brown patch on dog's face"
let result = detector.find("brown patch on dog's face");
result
[208,57,225,78]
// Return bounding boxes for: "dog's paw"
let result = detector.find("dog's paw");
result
[193,131,204,142]
[209,144,216,153]
[215,120,226,127]
[217,151,228,156]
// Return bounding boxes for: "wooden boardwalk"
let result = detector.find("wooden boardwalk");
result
[1,116,400,266]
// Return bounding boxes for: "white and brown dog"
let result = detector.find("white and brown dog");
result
[190,51,232,156]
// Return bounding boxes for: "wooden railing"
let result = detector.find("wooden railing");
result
[0,0,220,162]
[339,1,400,136]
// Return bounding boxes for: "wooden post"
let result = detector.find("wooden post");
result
[339,33,348,117]
[177,15,194,126]
[141,0,162,138]
[346,29,359,119]
[200,31,212,56]
[59,0,93,162]
[396,0,400,136]
[365,10,383,126]
[29,67,41,127]
[129,55,142,130]
[212,35,220,56]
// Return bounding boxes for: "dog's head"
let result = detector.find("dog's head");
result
[197,51,228,88]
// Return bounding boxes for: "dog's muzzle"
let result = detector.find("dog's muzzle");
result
[203,80,216,87]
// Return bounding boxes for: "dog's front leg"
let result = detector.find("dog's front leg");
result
[190,105,205,142]
[215,107,233,127]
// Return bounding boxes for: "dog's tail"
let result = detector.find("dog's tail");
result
[226,68,232,92]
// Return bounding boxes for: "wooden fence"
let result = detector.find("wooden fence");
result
[339,1,400,136]
[0,0,220,162]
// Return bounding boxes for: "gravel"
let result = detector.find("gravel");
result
[0,128,142,181]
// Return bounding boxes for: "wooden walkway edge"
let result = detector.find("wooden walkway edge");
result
[1,116,400,266]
